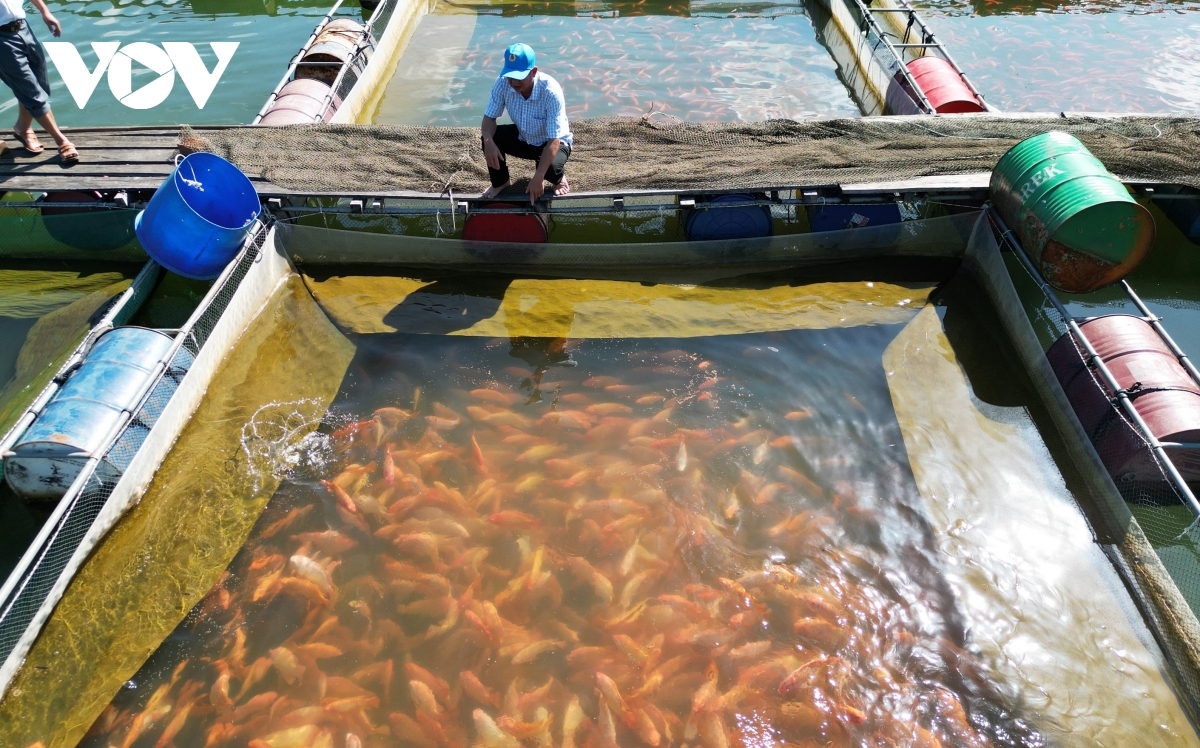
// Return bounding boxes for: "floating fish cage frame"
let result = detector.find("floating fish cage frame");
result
[0,222,278,697]
[253,0,411,126]
[814,0,992,116]
[986,204,1200,517]
[0,260,161,463]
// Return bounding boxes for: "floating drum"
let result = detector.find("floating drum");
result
[3,327,193,501]
[991,131,1155,294]
[463,203,549,244]
[684,194,773,242]
[808,203,901,233]
[1047,314,1200,483]
[905,57,985,114]
[296,18,372,85]
[40,191,136,252]
[258,78,340,125]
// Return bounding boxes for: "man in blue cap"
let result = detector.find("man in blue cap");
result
[480,42,572,203]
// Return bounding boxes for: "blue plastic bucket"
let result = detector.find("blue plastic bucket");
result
[135,152,260,280]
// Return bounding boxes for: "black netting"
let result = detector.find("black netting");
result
[182,115,1200,195]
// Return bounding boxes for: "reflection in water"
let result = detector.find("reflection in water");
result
[374,0,858,124]
[81,275,1063,748]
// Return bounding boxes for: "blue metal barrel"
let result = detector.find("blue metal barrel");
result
[3,327,191,501]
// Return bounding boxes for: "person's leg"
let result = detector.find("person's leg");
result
[545,144,571,196]
[2,24,71,155]
[482,124,520,198]
[33,109,70,148]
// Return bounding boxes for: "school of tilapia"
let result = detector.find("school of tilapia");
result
[82,342,1038,748]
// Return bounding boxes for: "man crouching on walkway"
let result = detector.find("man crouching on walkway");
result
[480,42,571,203]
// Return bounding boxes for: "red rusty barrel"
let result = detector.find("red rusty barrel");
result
[906,57,985,114]
[1047,314,1200,482]
[296,18,372,85]
[463,203,549,244]
[258,79,340,125]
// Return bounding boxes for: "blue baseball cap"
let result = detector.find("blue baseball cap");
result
[500,43,536,79]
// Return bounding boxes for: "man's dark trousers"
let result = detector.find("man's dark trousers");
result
[484,124,571,189]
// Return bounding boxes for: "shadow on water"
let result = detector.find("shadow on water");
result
[380,276,514,335]
[0,482,54,583]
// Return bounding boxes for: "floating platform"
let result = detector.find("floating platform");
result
[1,114,1198,199]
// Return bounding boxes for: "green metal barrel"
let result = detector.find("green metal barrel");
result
[990,131,1155,293]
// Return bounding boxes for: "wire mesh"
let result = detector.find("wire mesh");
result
[0,226,269,675]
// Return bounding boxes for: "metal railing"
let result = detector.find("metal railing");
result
[864,0,990,110]
[253,0,400,125]
[986,204,1200,517]
[845,0,934,113]
[0,224,271,698]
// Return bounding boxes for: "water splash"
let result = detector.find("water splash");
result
[239,398,333,490]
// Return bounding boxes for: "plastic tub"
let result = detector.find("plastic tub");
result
[134,152,260,280]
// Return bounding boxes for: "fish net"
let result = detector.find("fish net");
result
[963,216,1200,728]
[276,209,981,278]
[179,114,1200,195]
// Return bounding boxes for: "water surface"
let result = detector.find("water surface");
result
[909,0,1200,112]
[72,268,1198,748]
[0,0,364,126]
[373,0,858,124]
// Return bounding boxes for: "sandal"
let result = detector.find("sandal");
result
[12,128,44,154]
[58,142,78,164]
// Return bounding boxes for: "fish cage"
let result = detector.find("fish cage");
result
[5,115,1200,745]
[809,0,992,116]
[0,222,279,695]
[254,0,419,126]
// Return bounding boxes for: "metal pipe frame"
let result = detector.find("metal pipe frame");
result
[0,224,262,664]
[308,0,394,122]
[1120,280,1200,389]
[848,0,935,113]
[870,0,990,109]
[252,0,347,124]
[985,204,1200,517]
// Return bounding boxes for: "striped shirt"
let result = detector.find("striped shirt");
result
[0,0,26,25]
[484,72,573,148]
